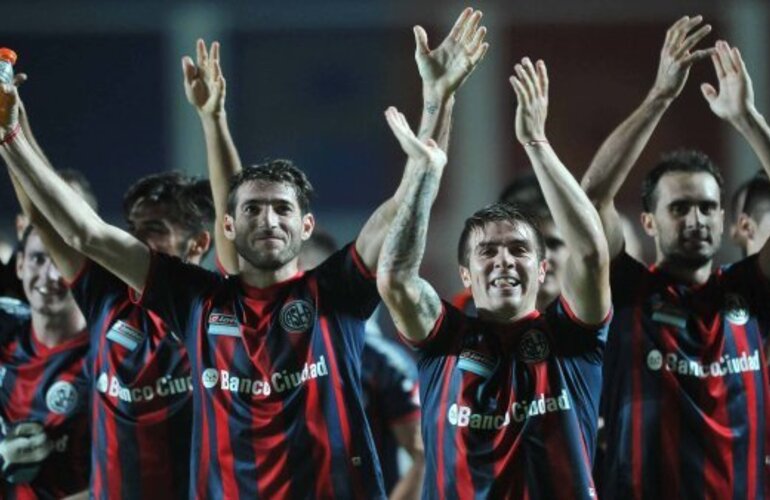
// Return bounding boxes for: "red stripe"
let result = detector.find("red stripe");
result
[435,357,456,499]
[453,372,474,499]
[303,356,333,498]
[731,323,756,499]
[319,316,364,498]
[657,325,681,498]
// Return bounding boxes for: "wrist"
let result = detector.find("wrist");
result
[520,137,549,147]
[0,123,22,148]
[645,87,676,108]
[422,85,453,104]
[198,109,227,123]
[730,106,764,134]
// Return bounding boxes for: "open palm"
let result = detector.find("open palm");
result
[183,39,225,116]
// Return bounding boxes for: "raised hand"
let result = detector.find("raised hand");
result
[182,39,226,116]
[385,106,447,169]
[701,40,755,123]
[414,8,489,98]
[510,57,549,145]
[651,15,712,100]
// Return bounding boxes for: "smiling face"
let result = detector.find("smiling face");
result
[459,219,546,320]
[224,180,315,271]
[16,230,78,316]
[642,171,724,267]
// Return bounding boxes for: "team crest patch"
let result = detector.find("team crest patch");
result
[280,300,315,334]
[46,381,79,415]
[518,329,550,363]
[724,293,749,325]
[106,320,144,351]
[201,368,219,389]
[458,349,497,378]
[207,312,240,337]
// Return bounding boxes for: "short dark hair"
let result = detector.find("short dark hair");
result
[18,224,35,254]
[226,159,314,215]
[641,149,724,212]
[123,172,214,235]
[499,174,551,219]
[58,169,98,211]
[742,171,770,220]
[457,201,545,267]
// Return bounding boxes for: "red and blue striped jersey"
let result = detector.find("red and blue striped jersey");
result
[405,297,609,500]
[362,335,420,494]
[68,261,192,500]
[134,243,386,499]
[601,252,770,499]
[0,298,90,499]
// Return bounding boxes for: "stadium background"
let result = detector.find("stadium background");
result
[0,0,767,297]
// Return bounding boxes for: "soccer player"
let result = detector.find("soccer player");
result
[581,16,770,498]
[300,230,424,499]
[378,54,611,498]
[0,224,90,499]
[0,9,488,497]
[3,40,240,499]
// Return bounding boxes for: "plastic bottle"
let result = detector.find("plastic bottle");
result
[0,49,17,85]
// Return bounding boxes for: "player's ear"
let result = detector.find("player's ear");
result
[459,265,472,288]
[640,212,656,237]
[301,213,315,241]
[223,214,236,241]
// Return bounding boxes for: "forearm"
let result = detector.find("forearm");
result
[581,91,672,204]
[389,456,425,500]
[1,133,104,252]
[527,143,607,261]
[418,89,455,152]
[377,164,444,339]
[7,168,84,280]
[731,107,770,176]
[200,112,241,274]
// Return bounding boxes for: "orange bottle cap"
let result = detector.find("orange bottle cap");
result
[0,48,17,65]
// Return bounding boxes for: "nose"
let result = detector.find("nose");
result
[258,206,279,228]
[685,206,703,228]
[44,260,63,282]
[494,248,515,269]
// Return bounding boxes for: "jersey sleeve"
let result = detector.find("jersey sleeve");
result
[610,251,650,308]
[65,260,123,323]
[545,296,611,363]
[130,251,222,338]
[314,242,380,320]
[363,340,421,424]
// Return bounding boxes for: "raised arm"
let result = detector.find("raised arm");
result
[700,41,770,277]
[6,89,85,281]
[581,16,712,258]
[183,39,241,274]
[511,58,610,323]
[0,84,150,292]
[356,8,488,271]
[377,108,447,342]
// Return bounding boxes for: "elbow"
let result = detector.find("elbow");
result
[577,240,610,272]
[376,272,411,304]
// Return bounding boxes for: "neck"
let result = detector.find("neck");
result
[477,303,538,324]
[654,256,713,286]
[30,307,86,349]
[239,258,300,289]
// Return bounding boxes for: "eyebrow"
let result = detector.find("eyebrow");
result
[477,238,531,248]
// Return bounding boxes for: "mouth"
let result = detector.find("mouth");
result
[490,276,521,289]
[33,286,65,297]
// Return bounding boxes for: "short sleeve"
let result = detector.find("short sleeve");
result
[130,252,222,338]
[314,242,380,320]
[610,251,650,308]
[720,254,770,328]
[545,297,611,363]
[65,260,123,323]
[363,339,420,424]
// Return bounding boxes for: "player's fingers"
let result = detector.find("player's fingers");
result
[710,51,726,79]
[196,39,207,67]
[681,47,714,67]
[181,56,197,82]
[211,41,220,62]
[461,10,483,44]
[676,24,711,58]
[537,60,549,98]
[449,8,473,42]
[469,26,487,53]
[414,26,430,56]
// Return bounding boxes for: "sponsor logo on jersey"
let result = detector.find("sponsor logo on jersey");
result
[724,293,749,325]
[207,312,240,337]
[458,349,497,378]
[46,380,79,415]
[646,348,761,378]
[96,372,192,403]
[518,329,550,363]
[446,388,572,429]
[106,320,144,351]
[280,300,315,333]
[201,356,329,397]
